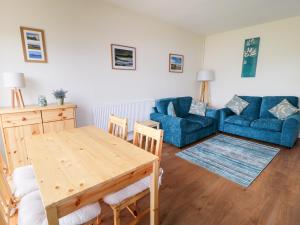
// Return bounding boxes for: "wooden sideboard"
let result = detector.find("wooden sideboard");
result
[0,103,77,173]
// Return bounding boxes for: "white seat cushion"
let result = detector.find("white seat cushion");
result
[12,165,39,198]
[103,168,163,205]
[18,190,101,225]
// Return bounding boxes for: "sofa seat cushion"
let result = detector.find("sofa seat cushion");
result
[185,114,213,128]
[225,115,254,127]
[250,118,283,132]
[18,190,101,225]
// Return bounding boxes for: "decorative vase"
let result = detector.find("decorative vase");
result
[57,98,64,105]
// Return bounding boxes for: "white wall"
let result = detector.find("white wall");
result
[0,0,204,126]
[203,16,300,107]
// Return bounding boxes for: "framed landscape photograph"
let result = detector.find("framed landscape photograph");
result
[111,44,136,70]
[20,27,47,63]
[169,53,184,73]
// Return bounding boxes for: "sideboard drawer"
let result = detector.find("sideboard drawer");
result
[1,111,42,128]
[42,108,74,122]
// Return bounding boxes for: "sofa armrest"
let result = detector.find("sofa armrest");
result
[205,108,220,120]
[150,113,186,130]
[219,108,234,131]
[281,113,300,148]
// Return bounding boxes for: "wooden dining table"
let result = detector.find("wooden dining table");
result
[25,126,160,225]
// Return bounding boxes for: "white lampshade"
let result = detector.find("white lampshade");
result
[2,72,25,88]
[197,70,215,81]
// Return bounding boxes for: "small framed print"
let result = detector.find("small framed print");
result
[169,53,184,73]
[20,27,48,63]
[111,44,136,70]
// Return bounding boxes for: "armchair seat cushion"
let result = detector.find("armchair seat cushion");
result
[251,118,283,132]
[185,114,213,128]
[224,115,254,127]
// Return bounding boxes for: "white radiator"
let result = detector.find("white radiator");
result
[92,99,155,133]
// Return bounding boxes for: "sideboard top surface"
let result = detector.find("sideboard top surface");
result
[0,103,77,115]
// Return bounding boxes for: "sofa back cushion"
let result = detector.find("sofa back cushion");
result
[260,96,299,118]
[155,98,177,115]
[238,96,262,119]
[176,96,192,117]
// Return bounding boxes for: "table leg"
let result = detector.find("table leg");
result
[150,159,159,225]
[46,206,59,225]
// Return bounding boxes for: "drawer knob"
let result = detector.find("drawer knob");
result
[58,113,63,116]
[22,117,26,121]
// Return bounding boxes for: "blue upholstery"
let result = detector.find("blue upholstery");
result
[239,96,262,119]
[260,96,298,118]
[219,96,299,148]
[250,118,283,132]
[225,115,254,127]
[150,96,219,147]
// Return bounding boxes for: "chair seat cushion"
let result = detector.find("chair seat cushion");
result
[224,115,254,127]
[185,114,213,128]
[103,169,163,205]
[250,118,283,132]
[12,165,39,198]
[18,190,101,225]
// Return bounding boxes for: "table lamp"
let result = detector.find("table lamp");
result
[197,69,215,104]
[3,72,26,108]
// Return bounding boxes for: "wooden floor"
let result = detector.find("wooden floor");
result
[100,134,300,225]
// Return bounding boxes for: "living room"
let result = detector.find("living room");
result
[0,0,299,225]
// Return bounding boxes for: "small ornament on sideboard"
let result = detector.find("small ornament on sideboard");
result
[52,89,68,105]
[38,95,47,107]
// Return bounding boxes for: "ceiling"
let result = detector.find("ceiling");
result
[104,0,300,35]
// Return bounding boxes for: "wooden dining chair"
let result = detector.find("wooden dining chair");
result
[104,122,164,225]
[0,163,18,225]
[108,114,128,140]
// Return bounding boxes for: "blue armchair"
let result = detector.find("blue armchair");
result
[150,97,219,148]
[219,96,300,148]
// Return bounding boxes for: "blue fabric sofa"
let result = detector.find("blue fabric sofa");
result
[150,96,219,148]
[219,96,300,148]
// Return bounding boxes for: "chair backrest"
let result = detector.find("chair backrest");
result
[0,165,15,225]
[108,114,128,140]
[133,122,164,160]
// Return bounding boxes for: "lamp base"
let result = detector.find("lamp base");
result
[11,88,25,108]
[199,81,210,104]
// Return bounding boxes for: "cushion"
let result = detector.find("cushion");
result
[250,118,283,132]
[189,100,206,116]
[104,168,163,205]
[12,165,39,198]
[167,102,176,117]
[269,99,299,120]
[260,96,299,118]
[185,114,213,128]
[155,98,177,115]
[176,96,193,117]
[226,95,249,115]
[224,115,254,127]
[238,96,262,119]
[18,190,101,225]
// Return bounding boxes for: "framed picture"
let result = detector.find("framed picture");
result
[20,27,47,63]
[111,44,136,70]
[169,54,184,73]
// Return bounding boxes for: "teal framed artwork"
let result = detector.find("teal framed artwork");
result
[241,37,260,77]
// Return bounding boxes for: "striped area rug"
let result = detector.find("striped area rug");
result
[176,134,280,187]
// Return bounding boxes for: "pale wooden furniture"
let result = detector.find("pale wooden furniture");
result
[106,122,163,225]
[108,114,128,140]
[0,103,77,174]
[25,126,160,225]
[139,120,160,129]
